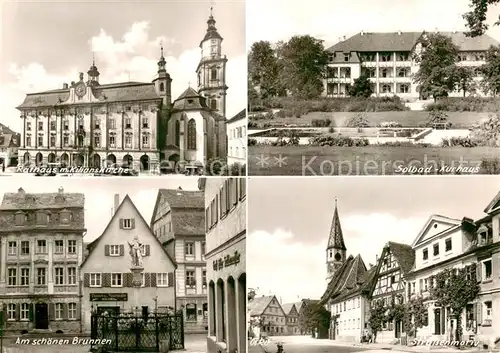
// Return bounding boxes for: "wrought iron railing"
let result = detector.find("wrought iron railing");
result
[90,311,184,352]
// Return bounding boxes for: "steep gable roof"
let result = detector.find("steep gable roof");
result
[327,32,423,53]
[248,295,278,316]
[411,214,462,248]
[281,303,296,315]
[150,189,205,239]
[386,241,415,275]
[327,201,346,250]
[81,194,177,268]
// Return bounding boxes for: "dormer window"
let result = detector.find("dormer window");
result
[15,212,26,226]
[344,53,350,62]
[477,224,492,245]
[25,195,35,204]
[60,211,72,224]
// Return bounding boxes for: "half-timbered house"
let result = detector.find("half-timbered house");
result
[281,303,300,335]
[371,242,415,343]
[248,295,287,336]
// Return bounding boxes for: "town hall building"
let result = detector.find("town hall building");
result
[16,10,228,171]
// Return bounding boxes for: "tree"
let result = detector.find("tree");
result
[480,45,500,96]
[429,264,480,342]
[463,0,500,37]
[413,34,460,101]
[248,288,257,302]
[454,66,477,97]
[248,41,283,99]
[403,296,428,341]
[347,74,373,98]
[369,300,386,343]
[277,35,329,99]
[298,303,330,336]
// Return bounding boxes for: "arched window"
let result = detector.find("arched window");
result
[175,120,180,146]
[187,119,196,149]
[160,82,165,92]
[210,68,218,80]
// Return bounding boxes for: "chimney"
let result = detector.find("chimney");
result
[369,263,374,268]
[63,83,69,89]
[58,187,64,194]
[398,30,402,35]
[178,186,182,190]
[376,254,379,262]
[71,81,75,87]
[18,187,25,195]
[361,30,364,36]
[113,194,120,214]
[338,37,342,42]
[343,35,346,41]
[435,28,439,34]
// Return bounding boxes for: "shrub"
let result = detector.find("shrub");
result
[441,136,479,147]
[376,121,402,128]
[480,158,500,174]
[275,110,286,118]
[311,118,332,127]
[345,113,370,128]
[425,97,500,112]
[470,112,500,147]
[328,127,335,133]
[248,121,258,128]
[309,135,369,147]
[248,138,257,146]
[377,141,433,147]
[426,111,452,128]
[250,105,267,112]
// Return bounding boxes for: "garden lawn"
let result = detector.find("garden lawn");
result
[248,145,500,176]
[252,111,492,128]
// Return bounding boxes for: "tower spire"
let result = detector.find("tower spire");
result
[157,40,166,73]
[328,198,346,251]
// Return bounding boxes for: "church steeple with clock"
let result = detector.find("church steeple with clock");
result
[196,7,228,117]
[326,198,347,283]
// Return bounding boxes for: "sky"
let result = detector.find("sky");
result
[247,0,500,47]
[0,0,246,133]
[247,176,500,304]
[0,177,200,243]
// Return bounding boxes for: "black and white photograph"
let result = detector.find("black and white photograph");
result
[0,0,246,177]
[248,177,500,353]
[0,176,247,353]
[247,0,500,176]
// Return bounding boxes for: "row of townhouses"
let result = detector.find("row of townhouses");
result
[319,193,500,347]
[324,31,499,100]
[14,12,246,171]
[0,185,211,334]
[248,295,319,337]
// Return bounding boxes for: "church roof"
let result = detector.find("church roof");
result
[172,87,211,111]
[17,82,162,110]
[320,254,374,305]
[327,201,346,250]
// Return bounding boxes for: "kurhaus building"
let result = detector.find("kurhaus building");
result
[16,11,228,170]
[324,31,499,99]
[80,194,176,332]
[0,187,85,333]
[202,177,246,353]
[150,188,207,333]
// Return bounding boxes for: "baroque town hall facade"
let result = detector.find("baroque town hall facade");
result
[16,11,228,171]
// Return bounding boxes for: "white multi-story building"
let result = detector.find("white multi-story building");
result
[404,215,479,340]
[323,31,499,99]
[226,109,246,167]
[202,177,246,353]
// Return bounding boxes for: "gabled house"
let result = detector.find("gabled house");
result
[248,295,287,336]
[150,188,207,332]
[281,303,300,335]
[371,242,415,343]
[80,194,177,332]
[320,254,377,343]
